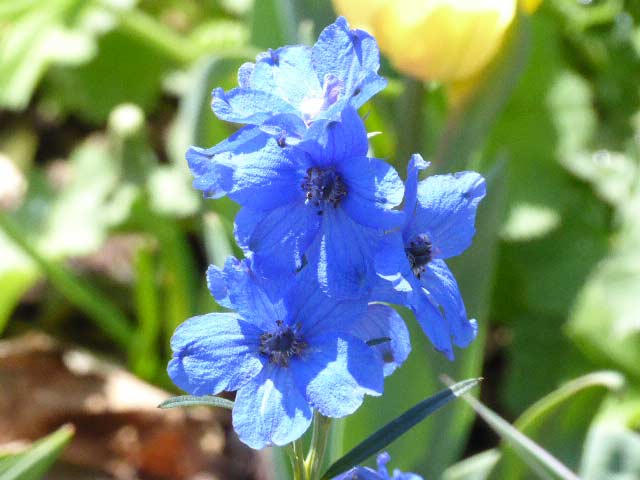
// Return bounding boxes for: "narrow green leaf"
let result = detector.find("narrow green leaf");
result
[158,395,234,410]
[443,450,501,480]
[0,424,74,480]
[498,371,625,479]
[129,242,161,380]
[321,378,481,480]
[0,214,133,348]
[454,383,581,480]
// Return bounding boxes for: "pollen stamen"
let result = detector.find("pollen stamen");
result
[301,167,348,212]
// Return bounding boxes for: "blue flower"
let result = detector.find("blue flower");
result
[333,452,423,480]
[168,257,384,449]
[189,106,404,299]
[373,155,486,360]
[350,304,411,377]
[212,17,386,136]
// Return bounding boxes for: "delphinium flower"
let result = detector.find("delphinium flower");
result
[190,106,404,299]
[374,154,486,360]
[333,452,423,480]
[212,17,386,137]
[169,256,396,449]
[187,16,386,198]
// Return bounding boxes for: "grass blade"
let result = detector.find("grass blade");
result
[0,214,133,348]
[0,424,74,480]
[451,380,581,480]
[321,378,481,480]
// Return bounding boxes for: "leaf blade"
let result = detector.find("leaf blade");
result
[158,395,235,410]
[321,378,481,480]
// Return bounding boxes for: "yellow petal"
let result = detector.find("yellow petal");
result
[332,0,392,32]
[520,0,543,13]
[333,0,520,85]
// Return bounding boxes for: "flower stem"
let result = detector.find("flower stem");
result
[395,78,425,169]
[287,437,307,480]
[305,412,332,480]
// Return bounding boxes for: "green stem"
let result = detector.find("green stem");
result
[0,214,133,348]
[395,78,425,168]
[287,438,307,480]
[305,413,332,480]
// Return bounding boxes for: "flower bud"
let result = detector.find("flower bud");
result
[333,0,541,84]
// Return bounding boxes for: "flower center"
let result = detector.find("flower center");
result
[405,234,432,279]
[301,167,348,212]
[259,320,307,367]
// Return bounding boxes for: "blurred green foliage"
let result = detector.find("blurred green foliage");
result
[1,0,639,479]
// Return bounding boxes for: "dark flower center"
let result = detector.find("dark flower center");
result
[301,167,348,212]
[405,234,432,279]
[259,320,307,367]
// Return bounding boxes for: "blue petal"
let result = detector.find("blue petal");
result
[187,147,235,199]
[187,126,270,199]
[228,138,308,211]
[249,45,320,108]
[422,260,478,348]
[406,172,486,259]
[235,203,321,275]
[214,256,287,329]
[402,154,430,229]
[168,313,265,395]
[332,467,380,480]
[341,155,405,229]
[232,364,312,449]
[291,334,383,418]
[372,232,414,300]
[212,87,297,124]
[350,304,411,377]
[206,264,232,309]
[312,17,384,108]
[284,266,368,336]
[410,289,455,361]
[302,106,368,165]
[237,61,254,87]
[313,207,378,299]
[259,113,308,143]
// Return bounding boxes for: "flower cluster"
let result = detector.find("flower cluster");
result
[169,17,485,449]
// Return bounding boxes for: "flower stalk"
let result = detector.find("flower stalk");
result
[305,413,333,479]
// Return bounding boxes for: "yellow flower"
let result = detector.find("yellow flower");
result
[333,0,542,84]
[521,0,543,13]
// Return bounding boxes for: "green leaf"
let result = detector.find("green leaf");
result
[249,0,298,49]
[158,395,234,410]
[320,378,481,480]
[580,424,640,480]
[44,28,173,123]
[0,269,39,335]
[129,242,161,381]
[456,384,592,480]
[497,371,625,479]
[0,214,133,348]
[443,450,501,480]
[0,0,96,110]
[0,424,74,480]
[568,172,640,379]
